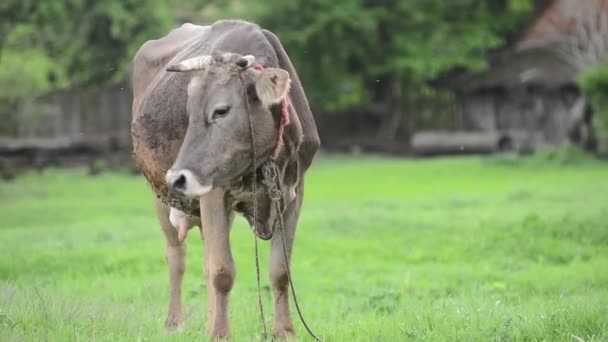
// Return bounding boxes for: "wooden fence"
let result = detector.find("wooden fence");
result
[0,84,135,178]
[11,83,133,147]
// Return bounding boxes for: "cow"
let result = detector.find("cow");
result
[130,20,320,339]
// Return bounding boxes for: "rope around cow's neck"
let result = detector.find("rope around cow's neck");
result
[246,65,322,341]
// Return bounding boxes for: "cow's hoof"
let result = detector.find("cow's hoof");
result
[209,327,231,341]
[272,327,296,340]
[164,314,184,332]
[209,333,231,341]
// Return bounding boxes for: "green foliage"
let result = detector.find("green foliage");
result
[578,63,608,153]
[226,0,535,111]
[0,0,537,135]
[0,0,183,108]
[0,0,538,137]
[0,24,67,100]
[1,156,608,340]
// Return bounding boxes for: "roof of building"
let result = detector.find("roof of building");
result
[444,0,606,92]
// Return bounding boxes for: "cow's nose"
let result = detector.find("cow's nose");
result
[165,169,212,198]
[166,170,187,193]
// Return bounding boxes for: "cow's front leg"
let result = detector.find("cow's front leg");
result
[269,187,303,339]
[202,225,214,332]
[200,189,235,340]
[155,199,186,331]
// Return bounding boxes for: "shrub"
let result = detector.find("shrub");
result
[577,63,608,156]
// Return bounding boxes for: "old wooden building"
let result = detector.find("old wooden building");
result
[447,0,604,149]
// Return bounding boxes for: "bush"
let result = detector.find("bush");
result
[577,63,608,155]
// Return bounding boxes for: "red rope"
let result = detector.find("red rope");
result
[253,64,289,160]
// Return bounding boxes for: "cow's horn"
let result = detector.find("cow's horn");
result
[236,55,256,68]
[166,55,213,72]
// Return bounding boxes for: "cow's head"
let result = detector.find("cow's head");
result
[164,53,290,198]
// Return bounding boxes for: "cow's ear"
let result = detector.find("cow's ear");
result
[255,68,291,106]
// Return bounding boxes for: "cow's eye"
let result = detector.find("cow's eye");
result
[212,106,231,119]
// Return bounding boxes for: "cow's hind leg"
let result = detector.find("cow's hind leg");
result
[155,199,186,331]
[269,187,303,338]
[200,189,235,340]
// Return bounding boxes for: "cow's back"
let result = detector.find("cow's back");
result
[132,23,208,112]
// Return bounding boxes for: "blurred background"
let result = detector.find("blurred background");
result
[1,0,608,175]
[1,1,608,341]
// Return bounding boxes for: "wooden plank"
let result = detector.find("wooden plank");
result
[411,131,513,155]
[0,135,119,155]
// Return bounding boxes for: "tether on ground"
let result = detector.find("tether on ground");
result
[246,85,322,341]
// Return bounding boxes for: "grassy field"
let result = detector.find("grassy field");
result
[1,153,607,341]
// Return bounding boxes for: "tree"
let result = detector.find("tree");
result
[0,0,206,136]
[3,0,189,86]
[578,64,608,154]
[0,0,190,134]
[221,0,534,140]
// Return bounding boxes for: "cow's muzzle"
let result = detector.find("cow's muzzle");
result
[165,169,212,198]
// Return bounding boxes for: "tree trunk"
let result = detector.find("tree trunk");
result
[376,79,403,140]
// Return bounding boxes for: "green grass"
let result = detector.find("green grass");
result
[1,154,607,341]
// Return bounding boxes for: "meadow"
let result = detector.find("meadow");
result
[1,153,607,341]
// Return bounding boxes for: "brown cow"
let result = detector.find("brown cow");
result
[131,20,319,339]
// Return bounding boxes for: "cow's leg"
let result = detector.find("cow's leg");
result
[155,199,186,331]
[200,189,235,339]
[268,186,303,338]
[202,225,214,332]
